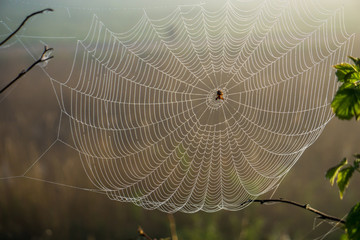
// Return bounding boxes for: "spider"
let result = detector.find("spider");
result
[215,90,224,100]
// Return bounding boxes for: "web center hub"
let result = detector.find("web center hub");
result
[206,88,227,110]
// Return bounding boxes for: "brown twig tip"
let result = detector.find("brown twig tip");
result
[137,226,153,240]
[138,226,144,235]
[43,8,54,12]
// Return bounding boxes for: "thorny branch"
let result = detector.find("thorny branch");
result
[0,8,53,46]
[0,46,53,94]
[248,198,346,225]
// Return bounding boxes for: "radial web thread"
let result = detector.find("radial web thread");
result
[54,0,355,212]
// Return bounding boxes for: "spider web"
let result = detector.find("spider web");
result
[1,0,356,213]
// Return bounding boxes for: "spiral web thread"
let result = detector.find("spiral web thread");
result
[55,0,354,212]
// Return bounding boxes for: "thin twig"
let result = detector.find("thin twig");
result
[250,198,346,224]
[0,46,53,94]
[138,226,153,240]
[0,8,54,46]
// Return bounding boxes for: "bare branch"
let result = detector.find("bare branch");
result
[249,198,346,225]
[0,46,54,94]
[0,8,54,46]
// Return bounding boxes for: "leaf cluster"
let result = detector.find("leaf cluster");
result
[326,155,360,199]
[340,202,360,240]
[326,156,360,240]
[331,57,360,120]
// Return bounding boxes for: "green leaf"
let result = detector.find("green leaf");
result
[354,159,360,170]
[334,62,356,70]
[337,166,355,199]
[340,234,349,240]
[345,202,360,240]
[349,56,360,70]
[326,158,348,186]
[343,72,360,84]
[331,87,360,120]
[339,82,358,90]
[334,63,357,82]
